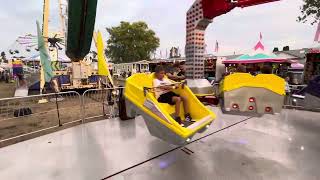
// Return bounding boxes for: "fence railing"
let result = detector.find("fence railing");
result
[0,91,82,144]
[0,84,319,146]
[82,87,124,122]
[0,87,125,146]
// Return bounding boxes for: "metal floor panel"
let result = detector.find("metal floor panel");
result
[109,110,320,180]
[0,108,319,180]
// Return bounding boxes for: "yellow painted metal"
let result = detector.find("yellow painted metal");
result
[221,73,286,95]
[42,0,50,43]
[93,31,114,86]
[40,0,50,93]
[125,73,216,139]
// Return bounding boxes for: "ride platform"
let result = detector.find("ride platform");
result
[0,107,319,180]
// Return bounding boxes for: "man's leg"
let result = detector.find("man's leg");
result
[172,96,181,117]
[180,95,194,122]
[180,95,189,114]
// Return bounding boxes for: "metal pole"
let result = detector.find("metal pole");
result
[55,93,62,126]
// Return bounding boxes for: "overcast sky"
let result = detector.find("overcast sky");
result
[0,0,318,56]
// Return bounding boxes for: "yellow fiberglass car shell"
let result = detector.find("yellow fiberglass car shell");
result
[124,73,216,145]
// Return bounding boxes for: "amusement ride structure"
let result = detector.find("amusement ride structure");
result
[57,0,286,144]
[2,2,320,180]
[63,0,281,77]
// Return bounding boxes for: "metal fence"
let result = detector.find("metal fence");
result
[0,87,127,146]
[0,91,82,145]
[82,87,124,122]
[0,84,319,146]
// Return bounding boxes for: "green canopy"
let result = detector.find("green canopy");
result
[65,0,98,61]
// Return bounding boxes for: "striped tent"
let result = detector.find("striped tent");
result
[223,39,287,64]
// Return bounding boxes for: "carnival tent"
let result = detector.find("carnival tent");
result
[223,39,287,64]
[23,53,71,62]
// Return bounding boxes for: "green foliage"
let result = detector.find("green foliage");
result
[297,0,320,25]
[105,21,160,63]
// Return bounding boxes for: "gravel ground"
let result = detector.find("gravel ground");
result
[0,82,16,99]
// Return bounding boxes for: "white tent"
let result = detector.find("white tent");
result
[23,53,71,63]
[23,54,40,62]
[0,63,10,69]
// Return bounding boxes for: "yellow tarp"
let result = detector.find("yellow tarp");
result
[222,73,285,95]
[93,31,114,86]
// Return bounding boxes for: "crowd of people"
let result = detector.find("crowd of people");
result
[0,70,11,83]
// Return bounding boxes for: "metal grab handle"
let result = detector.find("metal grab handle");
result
[143,81,187,95]
[143,81,187,97]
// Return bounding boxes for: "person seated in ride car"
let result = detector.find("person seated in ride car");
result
[166,62,186,81]
[153,65,193,125]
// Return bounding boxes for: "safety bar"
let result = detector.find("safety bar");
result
[143,81,187,96]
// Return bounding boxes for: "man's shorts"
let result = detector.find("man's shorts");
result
[158,91,179,105]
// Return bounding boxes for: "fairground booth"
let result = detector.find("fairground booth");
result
[223,40,290,76]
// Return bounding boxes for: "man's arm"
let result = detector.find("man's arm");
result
[166,73,180,81]
[153,79,176,90]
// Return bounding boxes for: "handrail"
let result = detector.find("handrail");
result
[0,91,81,102]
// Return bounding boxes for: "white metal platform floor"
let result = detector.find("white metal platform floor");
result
[0,107,319,180]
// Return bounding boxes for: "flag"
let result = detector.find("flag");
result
[93,31,114,86]
[254,41,265,51]
[177,47,180,56]
[260,32,263,40]
[314,22,320,42]
[36,21,53,88]
[214,41,219,52]
[165,49,167,58]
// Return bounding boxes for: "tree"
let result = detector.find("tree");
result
[105,21,160,63]
[297,0,320,25]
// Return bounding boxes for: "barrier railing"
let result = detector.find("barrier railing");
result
[0,83,319,146]
[0,91,81,144]
[82,87,124,122]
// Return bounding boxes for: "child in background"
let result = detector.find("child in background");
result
[153,66,192,125]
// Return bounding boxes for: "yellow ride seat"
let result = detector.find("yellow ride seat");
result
[124,73,216,145]
[158,103,176,115]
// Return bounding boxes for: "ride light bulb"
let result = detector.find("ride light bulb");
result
[249,97,255,102]
[248,106,254,110]
[265,107,272,112]
[232,104,239,109]
[206,125,210,129]
[186,138,191,142]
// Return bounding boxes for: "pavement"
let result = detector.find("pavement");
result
[0,107,319,180]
